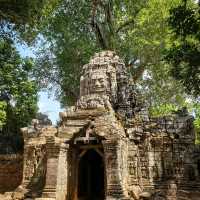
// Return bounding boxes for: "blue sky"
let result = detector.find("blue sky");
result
[16,43,62,124]
[38,91,62,124]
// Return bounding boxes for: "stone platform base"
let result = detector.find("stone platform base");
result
[106,197,130,200]
[35,198,55,200]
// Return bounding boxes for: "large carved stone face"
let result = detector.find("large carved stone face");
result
[89,71,108,94]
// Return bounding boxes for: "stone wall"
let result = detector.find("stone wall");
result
[0,154,23,192]
[126,111,200,199]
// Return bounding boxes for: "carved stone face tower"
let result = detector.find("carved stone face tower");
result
[79,51,118,102]
[77,51,136,118]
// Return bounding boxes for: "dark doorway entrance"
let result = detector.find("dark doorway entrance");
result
[78,149,104,200]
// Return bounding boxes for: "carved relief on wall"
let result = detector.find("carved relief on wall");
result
[106,154,117,171]
[166,181,177,197]
[141,167,149,179]
[76,94,112,110]
[152,164,159,180]
[128,156,137,177]
[24,145,46,184]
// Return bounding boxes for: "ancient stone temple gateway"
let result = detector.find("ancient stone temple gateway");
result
[16,51,200,200]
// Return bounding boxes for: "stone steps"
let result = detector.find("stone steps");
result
[178,198,190,200]
[178,190,191,200]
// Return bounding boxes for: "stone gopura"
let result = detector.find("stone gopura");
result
[17,51,200,200]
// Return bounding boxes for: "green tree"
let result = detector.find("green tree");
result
[0,0,60,42]
[35,0,185,108]
[165,0,200,97]
[0,37,38,153]
[129,0,186,107]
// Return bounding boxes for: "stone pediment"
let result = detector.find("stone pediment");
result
[58,108,126,140]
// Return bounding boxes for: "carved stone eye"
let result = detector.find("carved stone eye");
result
[99,78,104,83]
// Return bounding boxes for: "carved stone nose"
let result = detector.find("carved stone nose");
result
[95,80,101,87]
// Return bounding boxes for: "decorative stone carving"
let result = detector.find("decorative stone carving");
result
[78,52,118,110]
[76,94,112,110]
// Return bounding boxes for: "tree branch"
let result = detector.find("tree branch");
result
[91,19,108,49]
[90,0,108,49]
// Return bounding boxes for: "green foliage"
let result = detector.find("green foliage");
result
[168,3,199,37]
[131,0,185,107]
[165,0,200,96]
[149,103,178,117]
[166,42,200,96]
[0,0,60,42]
[195,120,200,144]
[0,101,6,128]
[35,0,186,108]
[192,103,200,144]
[34,0,100,105]
[0,37,38,152]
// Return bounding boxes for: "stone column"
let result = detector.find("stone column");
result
[21,144,34,188]
[56,142,69,200]
[103,139,129,200]
[42,137,60,198]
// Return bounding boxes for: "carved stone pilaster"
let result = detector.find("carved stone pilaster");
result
[42,137,60,198]
[21,144,34,188]
[21,142,46,191]
[103,140,129,200]
[56,142,69,200]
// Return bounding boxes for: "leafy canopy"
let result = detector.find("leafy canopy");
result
[35,0,185,108]
[0,37,38,152]
[0,0,60,42]
[165,0,200,97]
